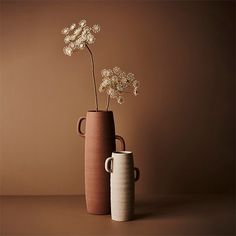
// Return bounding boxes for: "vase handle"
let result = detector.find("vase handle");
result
[115,135,126,151]
[105,157,113,173]
[77,117,86,137]
[134,167,140,182]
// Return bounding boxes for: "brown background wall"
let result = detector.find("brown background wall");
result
[0,0,235,195]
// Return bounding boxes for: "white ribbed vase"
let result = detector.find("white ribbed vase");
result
[105,151,140,221]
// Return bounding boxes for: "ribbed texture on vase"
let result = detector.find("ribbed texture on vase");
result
[85,111,116,214]
[110,154,135,221]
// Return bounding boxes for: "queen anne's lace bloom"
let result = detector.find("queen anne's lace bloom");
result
[92,24,100,33]
[70,23,76,31]
[99,67,139,104]
[113,66,122,75]
[74,27,82,36]
[78,42,85,50]
[61,19,101,56]
[61,27,70,35]
[64,35,71,44]
[87,34,95,44]
[69,42,75,49]
[134,88,139,96]
[79,19,86,28]
[117,96,124,104]
[133,80,140,88]
[63,46,72,56]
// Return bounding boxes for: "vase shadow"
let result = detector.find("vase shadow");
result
[134,195,194,220]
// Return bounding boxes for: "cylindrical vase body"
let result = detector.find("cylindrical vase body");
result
[78,111,125,215]
[105,151,140,221]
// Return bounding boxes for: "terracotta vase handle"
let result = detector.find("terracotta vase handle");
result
[77,117,86,137]
[105,157,113,173]
[134,167,140,182]
[115,135,126,151]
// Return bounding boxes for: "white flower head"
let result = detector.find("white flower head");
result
[107,69,113,77]
[79,19,86,28]
[99,67,139,105]
[69,42,75,49]
[61,27,70,35]
[133,80,140,88]
[107,88,114,96]
[127,73,135,82]
[102,78,110,86]
[70,23,76,31]
[113,66,121,75]
[82,26,91,34]
[87,33,95,44]
[117,96,124,104]
[63,46,72,56]
[70,34,76,41]
[92,24,101,33]
[116,83,124,91]
[134,88,139,96]
[111,75,119,83]
[99,84,106,92]
[64,35,71,44]
[78,42,85,50]
[101,69,108,77]
[61,19,101,56]
[74,27,82,36]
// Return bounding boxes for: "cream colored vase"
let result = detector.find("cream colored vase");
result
[105,151,140,221]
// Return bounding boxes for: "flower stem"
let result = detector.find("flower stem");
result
[106,95,110,111]
[85,44,98,111]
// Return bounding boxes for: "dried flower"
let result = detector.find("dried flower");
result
[134,88,139,96]
[127,73,135,82]
[74,27,82,36]
[61,19,101,56]
[99,84,106,92]
[70,34,76,41]
[64,35,71,43]
[69,42,75,49]
[99,67,139,105]
[133,80,140,88]
[87,33,95,44]
[78,42,85,50]
[113,66,121,75]
[63,46,72,56]
[101,69,108,77]
[61,27,70,35]
[79,19,86,28]
[107,69,113,77]
[117,96,124,104]
[70,23,76,31]
[92,24,101,33]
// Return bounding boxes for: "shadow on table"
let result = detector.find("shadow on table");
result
[134,195,196,220]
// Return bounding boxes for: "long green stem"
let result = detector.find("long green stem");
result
[85,44,98,111]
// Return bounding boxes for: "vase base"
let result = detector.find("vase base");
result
[87,210,110,215]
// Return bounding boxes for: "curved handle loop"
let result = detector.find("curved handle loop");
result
[115,135,126,151]
[105,157,113,173]
[134,167,140,182]
[77,117,86,137]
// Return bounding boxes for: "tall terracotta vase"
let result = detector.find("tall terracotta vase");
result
[77,110,125,215]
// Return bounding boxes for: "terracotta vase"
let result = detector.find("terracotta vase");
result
[105,151,140,221]
[77,110,125,215]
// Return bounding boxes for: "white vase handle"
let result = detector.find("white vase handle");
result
[105,157,113,173]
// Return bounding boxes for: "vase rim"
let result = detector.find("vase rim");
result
[87,110,113,113]
[113,151,133,155]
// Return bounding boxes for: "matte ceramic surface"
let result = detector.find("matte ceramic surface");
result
[78,111,125,215]
[105,151,140,221]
